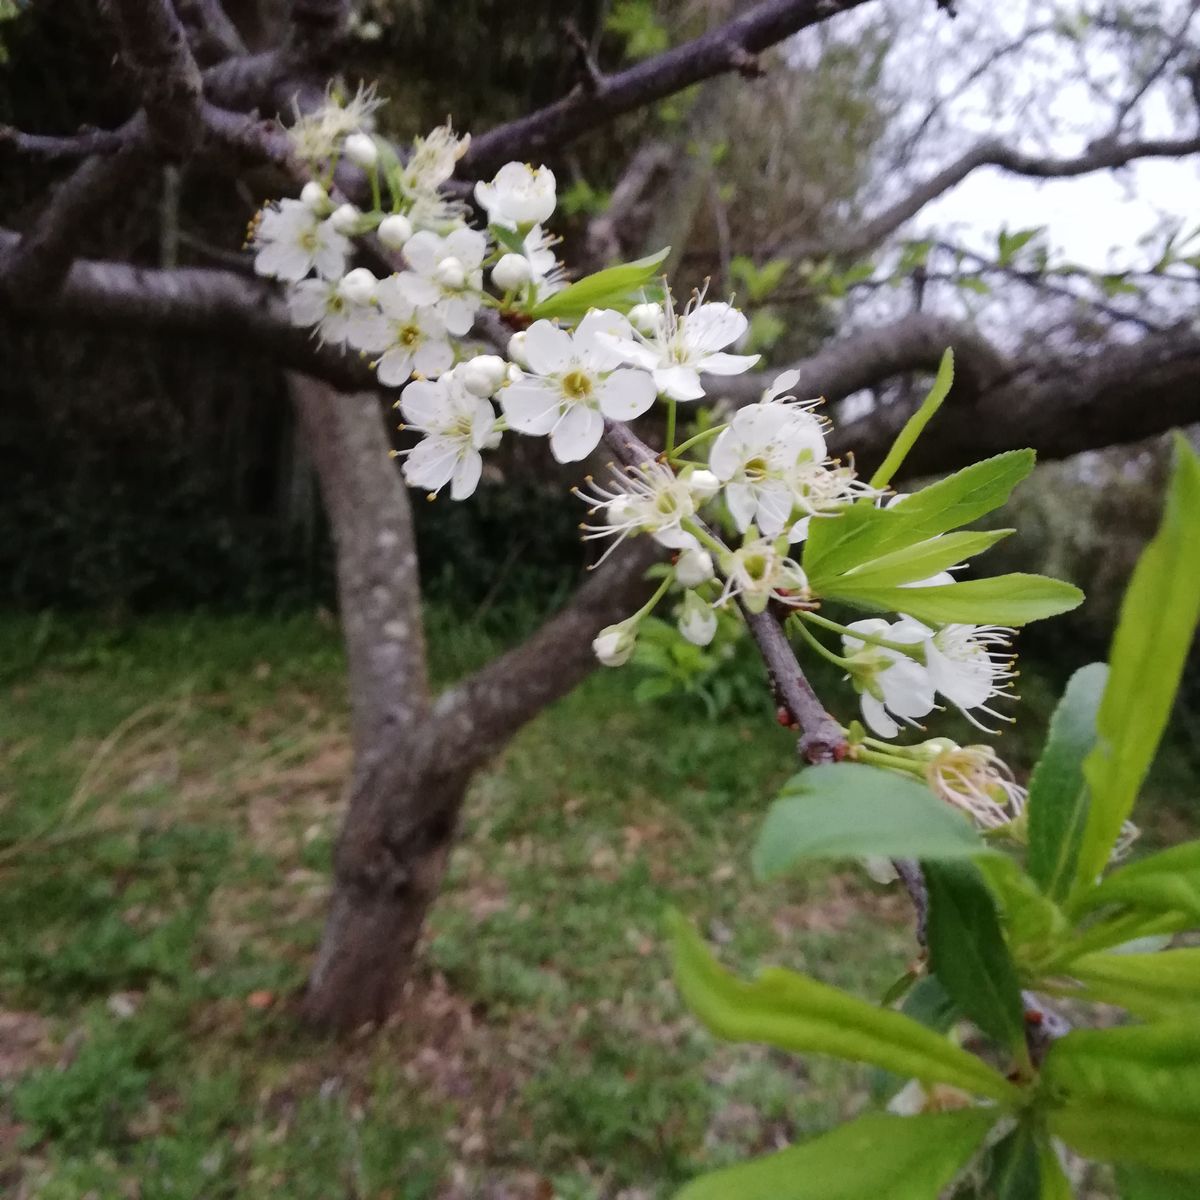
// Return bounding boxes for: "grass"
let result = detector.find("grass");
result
[0,610,1196,1199]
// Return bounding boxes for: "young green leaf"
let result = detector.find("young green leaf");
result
[1037,1136,1075,1200]
[1074,840,1200,925]
[820,529,1012,592]
[986,1122,1041,1200]
[869,348,955,490]
[528,247,669,319]
[673,1109,997,1200]
[1026,663,1108,899]
[1065,949,1200,1020]
[753,763,990,879]
[924,860,1028,1060]
[1116,1164,1200,1199]
[1042,1022,1200,1172]
[804,450,1036,580]
[975,855,1070,965]
[827,573,1083,627]
[1073,436,1200,892]
[669,911,1022,1104]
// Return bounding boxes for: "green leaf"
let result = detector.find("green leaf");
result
[829,573,1083,627]
[669,911,1021,1104]
[489,223,526,255]
[1065,949,1200,1019]
[869,348,955,490]
[831,529,1012,590]
[986,1122,1040,1200]
[1116,1164,1200,1199]
[752,764,990,879]
[976,856,1070,965]
[1042,1022,1200,1172]
[1073,436,1200,890]
[924,860,1027,1058]
[1076,840,1200,925]
[804,451,1035,580]
[1037,1137,1074,1200]
[529,248,669,319]
[674,1109,997,1200]
[1026,663,1108,899]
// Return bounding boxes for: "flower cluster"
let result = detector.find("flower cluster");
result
[246,99,1061,842]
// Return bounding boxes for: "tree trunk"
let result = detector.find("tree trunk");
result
[302,757,469,1031]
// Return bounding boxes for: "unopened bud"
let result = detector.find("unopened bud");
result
[491,253,532,292]
[593,623,636,667]
[330,203,361,234]
[339,267,378,305]
[377,213,414,250]
[678,592,717,647]
[629,302,664,336]
[300,181,330,213]
[460,354,508,397]
[686,468,720,502]
[343,131,379,169]
[434,256,466,289]
[507,330,530,368]
[676,545,714,588]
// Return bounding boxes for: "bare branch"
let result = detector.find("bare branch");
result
[460,0,876,177]
[107,0,206,153]
[0,125,128,162]
[175,0,247,62]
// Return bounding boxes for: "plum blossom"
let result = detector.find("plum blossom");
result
[286,276,381,348]
[361,276,454,385]
[575,461,702,561]
[396,123,472,232]
[716,534,809,613]
[841,618,936,738]
[395,374,496,500]
[287,82,383,163]
[252,199,348,282]
[601,288,759,401]
[924,623,1016,731]
[922,740,1027,829]
[397,228,487,334]
[475,162,557,229]
[500,312,657,463]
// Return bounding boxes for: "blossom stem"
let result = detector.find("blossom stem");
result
[680,518,729,559]
[791,616,856,670]
[665,398,677,457]
[852,747,927,777]
[668,423,728,463]
[368,166,382,214]
[629,573,675,624]
[800,611,927,662]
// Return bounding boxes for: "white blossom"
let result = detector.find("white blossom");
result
[492,252,532,293]
[475,162,557,229]
[575,461,699,561]
[287,83,383,163]
[252,199,348,282]
[397,123,471,230]
[922,740,1027,830]
[842,618,936,739]
[520,226,566,298]
[396,374,496,500]
[329,203,362,235]
[924,623,1016,731]
[716,535,809,614]
[338,267,378,306]
[459,355,508,398]
[286,276,381,348]
[500,312,657,463]
[678,592,717,646]
[361,276,454,385]
[593,623,636,667]
[601,286,759,401]
[398,227,487,334]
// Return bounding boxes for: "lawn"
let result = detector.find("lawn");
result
[0,611,1196,1199]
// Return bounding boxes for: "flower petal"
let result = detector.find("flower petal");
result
[400,380,450,429]
[596,368,656,420]
[376,346,415,386]
[522,321,574,374]
[500,381,560,435]
[861,693,900,739]
[724,482,758,531]
[413,339,454,378]
[683,302,747,354]
[549,403,603,463]
[450,449,483,500]
[697,351,760,376]
[654,365,705,401]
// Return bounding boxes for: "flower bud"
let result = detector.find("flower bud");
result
[300,181,330,213]
[507,330,530,368]
[592,623,636,667]
[330,203,361,234]
[686,468,720,502]
[343,131,379,169]
[377,213,414,250]
[338,267,378,306]
[434,256,466,289]
[460,354,508,397]
[506,362,524,384]
[491,253,531,292]
[678,593,717,647]
[628,302,664,336]
[675,545,714,588]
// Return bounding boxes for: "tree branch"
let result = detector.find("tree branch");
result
[460,0,875,177]
[787,133,1200,262]
[0,125,129,162]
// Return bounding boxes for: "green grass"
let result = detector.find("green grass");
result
[0,611,1195,1198]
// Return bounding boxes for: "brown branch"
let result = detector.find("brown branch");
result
[788,133,1200,262]
[602,419,845,763]
[107,0,206,154]
[460,0,875,177]
[175,0,247,63]
[0,125,129,162]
